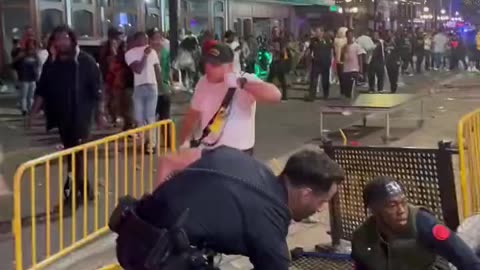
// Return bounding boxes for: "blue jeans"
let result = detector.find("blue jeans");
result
[133,84,158,146]
[433,52,445,69]
[19,81,36,113]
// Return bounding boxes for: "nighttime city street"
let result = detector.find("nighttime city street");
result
[1,0,480,269]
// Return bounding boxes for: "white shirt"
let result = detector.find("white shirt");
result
[433,33,448,53]
[343,43,363,72]
[227,41,242,73]
[191,73,260,150]
[356,35,375,63]
[125,46,160,86]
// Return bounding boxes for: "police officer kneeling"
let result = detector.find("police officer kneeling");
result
[352,176,480,270]
[110,146,344,270]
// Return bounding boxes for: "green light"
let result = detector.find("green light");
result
[329,5,338,12]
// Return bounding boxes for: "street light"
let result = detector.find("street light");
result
[350,6,359,13]
[423,6,429,12]
[455,11,459,16]
[440,8,446,14]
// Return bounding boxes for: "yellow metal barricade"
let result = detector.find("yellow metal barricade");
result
[458,108,480,220]
[12,120,176,270]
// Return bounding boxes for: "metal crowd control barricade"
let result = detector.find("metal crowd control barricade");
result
[457,108,480,220]
[291,141,460,270]
[12,120,176,270]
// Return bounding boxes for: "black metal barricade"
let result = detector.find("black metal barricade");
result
[324,140,459,245]
[290,141,459,270]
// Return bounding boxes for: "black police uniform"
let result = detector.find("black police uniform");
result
[352,205,480,270]
[116,146,291,270]
[308,37,333,100]
[368,39,386,92]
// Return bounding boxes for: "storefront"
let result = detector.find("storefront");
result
[0,0,175,70]
[229,0,334,39]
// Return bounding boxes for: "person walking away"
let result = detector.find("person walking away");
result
[368,31,386,93]
[356,30,376,85]
[424,32,433,71]
[432,30,448,71]
[28,25,104,205]
[179,43,281,154]
[334,27,348,93]
[340,30,364,99]
[125,32,162,153]
[15,38,40,116]
[385,31,401,93]
[224,30,242,73]
[414,28,425,74]
[306,27,333,101]
[268,27,289,101]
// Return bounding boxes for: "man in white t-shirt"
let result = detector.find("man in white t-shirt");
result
[340,30,364,99]
[179,43,281,154]
[125,31,161,152]
[432,31,448,70]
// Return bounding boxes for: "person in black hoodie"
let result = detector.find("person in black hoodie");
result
[414,28,425,74]
[28,25,105,205]
[368,31,386,92]
[385,32,401,93]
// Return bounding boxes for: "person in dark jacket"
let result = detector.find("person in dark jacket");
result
[306,27,333,101]
[28,25,105,205]
[114,146,344,270]
[368,31,386,92]
[352,176,480,270]
[385,32,401,93]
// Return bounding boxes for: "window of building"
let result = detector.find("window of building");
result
[145,0,160,8]
[214,17,224,40]
[4,0,29,3]
[189,0,208,16]
[116,0,136,10]
[214,1,224,13]
[146,13,160,30]
[190,17,208,35]
[113,12,137,36]
[73,0,93,4]
[41,9,64,37]
[2,7,30,62]
[73,10,94,37]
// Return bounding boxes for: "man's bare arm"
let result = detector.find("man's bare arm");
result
[243,80,282,103]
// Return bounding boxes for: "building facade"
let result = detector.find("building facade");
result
[0,0,334,70]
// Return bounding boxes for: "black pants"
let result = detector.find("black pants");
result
[386,62,400,93]
[156,94,172,148]
[59,124,92,201]
[401,53,412,73]
[309,64,330,99]
[340,72,357,98]
[267,61,288,100]
[415,51,425,73]
[360,56,368,83]
[368,63,385,92]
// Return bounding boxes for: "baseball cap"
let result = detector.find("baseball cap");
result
[202,43,234,65]
[108,27,123,39]
[363,176,405,207]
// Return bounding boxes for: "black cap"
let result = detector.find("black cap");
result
[363,176,405,207]
[202,43,234,65]
[108,27,123,39]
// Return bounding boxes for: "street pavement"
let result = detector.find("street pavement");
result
[0,70,476,269]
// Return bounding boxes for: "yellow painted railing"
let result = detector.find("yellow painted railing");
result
[457,108,480,220]
[12,120,176,270]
